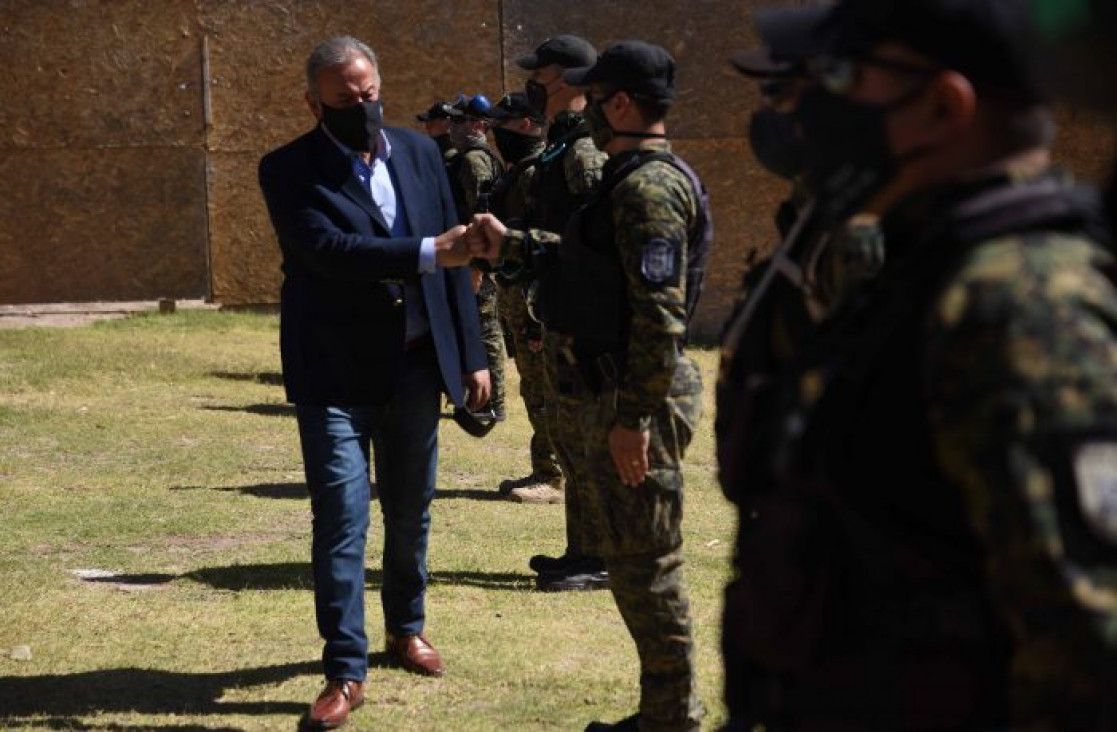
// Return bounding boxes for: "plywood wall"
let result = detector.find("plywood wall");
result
[0,0,1112,340]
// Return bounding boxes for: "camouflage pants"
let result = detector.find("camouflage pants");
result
[543,332,586,556]
[498,282,561,480]
[556,353,704,730]
[477,274,506,417]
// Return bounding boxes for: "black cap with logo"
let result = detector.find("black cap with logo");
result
[416,101,455,122]
[516,34,598,70]
[488,92,546,124]
[737,0,1049,103]
[563,40,677,102]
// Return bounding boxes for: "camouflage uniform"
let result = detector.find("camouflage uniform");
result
[516,112,606,524]
[449,145,508,418]
[502,141,706,731]
[720,167,1117,729]
[433,134,456,166]
[490,140,562,482]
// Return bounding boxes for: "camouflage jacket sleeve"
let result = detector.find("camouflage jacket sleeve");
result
[924,232,1117,721]
[611,155,697,431]
[564,136,607,199]
[498,228,561,276]
[458,149,500,214]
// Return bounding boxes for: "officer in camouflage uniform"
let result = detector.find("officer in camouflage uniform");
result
[472,40,712,732]
[485,93,560,490]
[719,1,1117,729]
[511,34,611,593]
[447,94,508,424]
[415,100,457,164]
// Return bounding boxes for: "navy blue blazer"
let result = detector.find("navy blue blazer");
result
[258,125,487,407]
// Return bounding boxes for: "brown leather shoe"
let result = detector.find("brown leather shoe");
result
[304,678,365,730]
[385,632,445,677]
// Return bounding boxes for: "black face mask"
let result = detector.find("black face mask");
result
[748,108,806,181]
[583,98,614,150]
[795,84,927,221]
[321,100,383,152]
[493,127,542,164]
[525,79,549,118]
[432,133,454,154]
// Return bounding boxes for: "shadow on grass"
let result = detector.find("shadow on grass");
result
[0,660,316,724]
[80,564,534,593]
[434,488,507,501]
[203,404,296,418]
[173,482,308,500]
[209,370,285,387]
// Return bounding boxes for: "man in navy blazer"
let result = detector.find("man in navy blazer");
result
[258,36,489,730]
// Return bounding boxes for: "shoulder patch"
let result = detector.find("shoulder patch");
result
[1074,442,1117,545]
[641,238,681,286]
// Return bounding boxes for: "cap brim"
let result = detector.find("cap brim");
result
[729,49,798,78]
[562,65,596,87]
[754,6,834,62]
[515,52,542,70]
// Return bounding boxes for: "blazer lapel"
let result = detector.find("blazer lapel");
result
[385,130,425,237]
[313,127,391,234]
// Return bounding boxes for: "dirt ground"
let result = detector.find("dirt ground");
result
[0,300,219,329]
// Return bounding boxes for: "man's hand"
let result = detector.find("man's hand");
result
[434,224,470,268]
[609,424,651,487]
[462,369,491,411]
[466,213,508,261]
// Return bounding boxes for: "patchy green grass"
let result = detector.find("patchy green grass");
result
[0,311,735,730]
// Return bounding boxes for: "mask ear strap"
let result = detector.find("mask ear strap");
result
[612,131,668,140]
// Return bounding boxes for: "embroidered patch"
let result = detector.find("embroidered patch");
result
[640,238,679,285]
[1074,442,1117,545]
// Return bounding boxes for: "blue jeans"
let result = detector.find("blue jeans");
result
[295,344,441,682]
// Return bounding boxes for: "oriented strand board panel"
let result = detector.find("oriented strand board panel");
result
[1053,107,1116,183]
[0,0,207,305]
[0,148,209,303]
[203,0,502,153]
[207,151,283,305]
[203,0,502,304]
[501,0,758,142]
[0,0,204,149]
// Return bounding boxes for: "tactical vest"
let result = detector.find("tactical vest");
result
[524,112,593,235]
[489,152,541,226]
[722,173,1110,727]
[446,144,504,222]
[537,148,712,367]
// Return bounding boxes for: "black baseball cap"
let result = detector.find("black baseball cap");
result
[742,0,1049,103]
[516,34,597,70]
[416,101,455,122]
[563,40,677,102]
[729,6,829,77]
[488,92,545,124]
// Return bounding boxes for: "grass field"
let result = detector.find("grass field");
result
[0,310,736,731]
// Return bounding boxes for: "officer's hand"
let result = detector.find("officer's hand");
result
[434,225,471,268]
[609,425,650,487]
[462,369,491,411]
[468,213,507,261]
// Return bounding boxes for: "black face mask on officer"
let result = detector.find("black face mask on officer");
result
[321,100,383,152]
[748,108,806,181]
[525,79,553,118]
[492,127,541,165]
[583,92,617,149]
[795,77,933,221]
[584,90,667,151]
